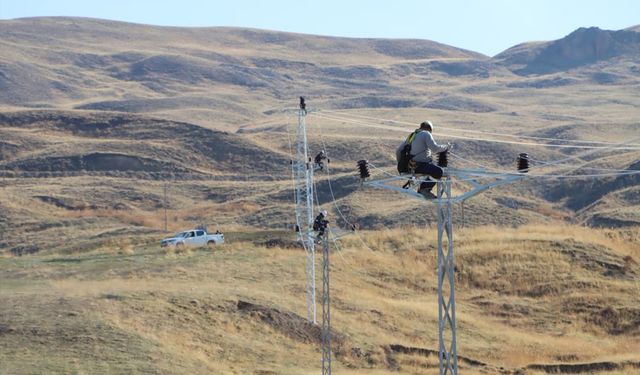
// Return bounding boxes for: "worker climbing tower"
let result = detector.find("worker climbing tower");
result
[360,159,527,374]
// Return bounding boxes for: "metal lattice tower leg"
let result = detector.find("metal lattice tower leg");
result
[437,179,458,375]
[294,106,317,324]
[321,232,332,375]
[363,163,526,374]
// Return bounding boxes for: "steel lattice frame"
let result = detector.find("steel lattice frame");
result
[363,168,525,375]
[437,178,458,374]
[293,108,317,324]
[321,232,332,375]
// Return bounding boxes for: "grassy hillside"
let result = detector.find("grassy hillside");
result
[0,225,638,374]
[3,106,636,256]
[0,17,639,375]
[0,17,639,258]
[0,17,483,128]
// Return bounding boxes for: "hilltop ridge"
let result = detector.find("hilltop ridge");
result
[494,26,640,74]
[1,17,639,256]
[0,16,639,375]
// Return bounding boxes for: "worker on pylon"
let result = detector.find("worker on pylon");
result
[313,210,329,240]
[396,121,450,199]
[314,150,328,171]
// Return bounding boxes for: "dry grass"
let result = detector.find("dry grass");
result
[1,16,640,374]
[0,224,638,374]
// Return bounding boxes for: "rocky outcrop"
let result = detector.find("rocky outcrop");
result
[495,27,640,75]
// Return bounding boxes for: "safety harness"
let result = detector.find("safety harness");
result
[397,129,423,174]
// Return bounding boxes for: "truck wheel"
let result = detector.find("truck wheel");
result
[207,240,216,247]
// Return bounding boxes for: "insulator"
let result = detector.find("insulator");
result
[357,160,370,179]
[517,153,529,173]
[295,224,300,232]
[437,150,449,168]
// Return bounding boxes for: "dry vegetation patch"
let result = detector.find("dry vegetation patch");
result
[1,18,640,373]
[1,224,637,373]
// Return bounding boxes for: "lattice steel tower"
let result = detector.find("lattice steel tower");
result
[436,178,458,374]
[320,232,332,375]
[362,160,527,375]
[293,97,317,323]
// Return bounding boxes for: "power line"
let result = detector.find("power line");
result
[448,152,640,177]
[310,113,640,151]
[305,105,640,375]
[318,109,640,147]
[314,120,384,254]
[0,170,289,181]
[309,112,640,179]
[524,136,640,174]
[369,156,640,180]
[311,116,403,282]
[527,156,635,172]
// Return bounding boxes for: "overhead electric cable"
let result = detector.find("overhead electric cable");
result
[318,109,640,147]
[526,156,637,173]
[313,118,388,253]
[524,136,640,174]
[308,113,640,180]
[310,113,640,151]
[310,112,640,179]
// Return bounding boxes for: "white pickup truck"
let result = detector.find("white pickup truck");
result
[160,229,224,248]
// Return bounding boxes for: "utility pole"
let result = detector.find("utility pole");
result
[293,97,317,323]
[320,231,332,375]
[361,159,528,375]
[163,181,168,232]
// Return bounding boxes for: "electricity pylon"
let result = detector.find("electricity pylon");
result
[293,97,317,324]
[361,162,527,375]
[320,231,332,375]
[436,178,457,374]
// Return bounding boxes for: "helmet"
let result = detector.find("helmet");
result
[321,210,328,216]
[419,121,434,132]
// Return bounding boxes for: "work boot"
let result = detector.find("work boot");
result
[418,188,437,200]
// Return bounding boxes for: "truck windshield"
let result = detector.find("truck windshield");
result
[174,232,189,238]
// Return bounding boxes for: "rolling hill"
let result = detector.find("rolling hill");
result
[0,16,639,375]
[0,225,638,374]
[494,26,640,75]
[1,17,639,256]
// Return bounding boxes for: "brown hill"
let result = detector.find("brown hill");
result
[0,17,639,375]
[0,17,639,257]
[495,27,640,75]
[0,110,289,174]
[0,226,638,373]
[0,17,484,116]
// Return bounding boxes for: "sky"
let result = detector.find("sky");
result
[1,0,638,56]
